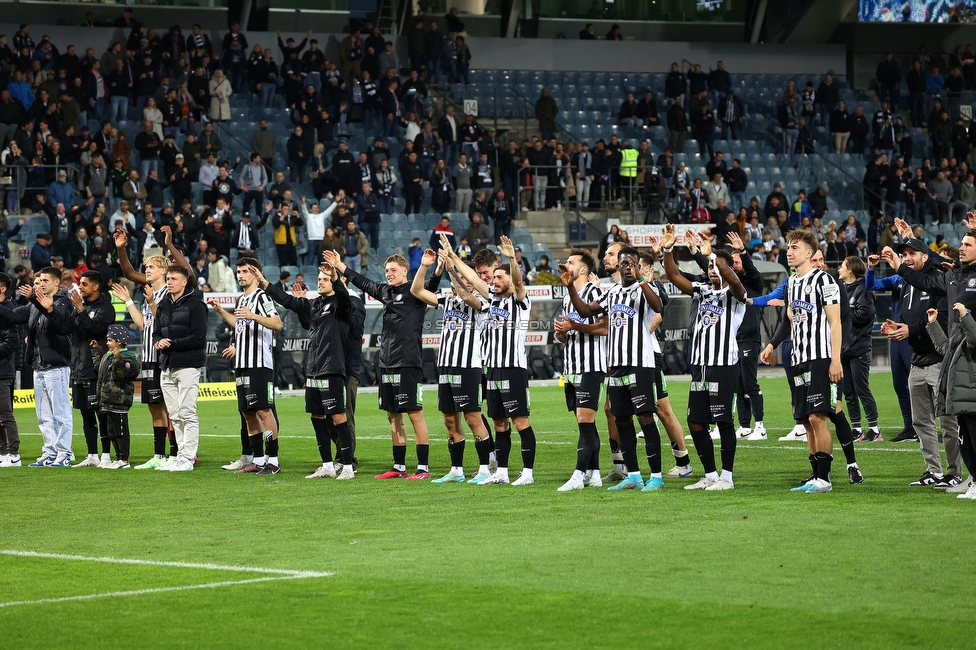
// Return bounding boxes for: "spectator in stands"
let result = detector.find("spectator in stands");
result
[664,62,685,104]
[271,201,303,266]
[838,215,863,254]
[666,96,687,152]
[808,183,829,220]
[929,109,951,161]
[459,113,481,162]
[356,182,381,250]
[208,69,232,122]
[929,168,952,224]
[829,99,850,154]
[705,172,729,211]
[778,94,799,131]
[424,22,445,84]
[489,189,514,243]
[343,219,369,273]
[707,60,732,108]
[726,159,748,214]
[945,67,965,117]
[794,117,814,154]
[618,93,641,128]
[925,64,945,111]
[606,24,623,40]
[526,139,554,211]
[452,152,474,213]
[816,72,839,124]
[445,7,465,33]
[717,90,745,140]
[579,23,596,40]
[634,90,659,128]
[535,88,558,141]
[906,59,926,127]
[849,105,870,155]
[705,151,727,179]
[402,151,424,215]
[876,52,901,104]
[29,233,53,271]
[430,216,456,252]
[692,103,715,158]
[466,212,491,253]
[240,152,268,219]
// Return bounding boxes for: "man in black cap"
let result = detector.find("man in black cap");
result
[877,220,964,490]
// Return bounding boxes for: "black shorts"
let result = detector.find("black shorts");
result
[791,358,839,420]
[140,363,165,405]
[378,366,424,413]
[72,380,99,411]
[653,353,669,400]
[236,368,275,412]
[606,366,657,418]
[486,367,531,419]
[437,367,483,413]
[563,372,606,412]
[305,375,346,416]
[687,364,738,424]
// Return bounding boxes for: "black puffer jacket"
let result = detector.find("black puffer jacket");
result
[842,279,875,359]
[264,278,350,378]
[0,288,74,369]
[0,295,20,380]
[153,286,208,369]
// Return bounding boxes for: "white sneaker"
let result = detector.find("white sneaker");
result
[306,465,337,479]
[73,455,100,468]
[746,424,768,441]
[221,456,247,471]
[705,478,735,491]
[735,427,752,439]
[481,473,510,485]
[106,460,131,469]
[511,472,534,486]
[557,475,585,491]
[336,466,355,480]
[97,456,115,469]
[167,457,193,472]
[957,483,976,500]
[664,464,695,478]
[154,457,175,471]
[709,426,720,440]
[1,454,20,467]
[685,477,716,490]
[583,472,602,488]
[779,424,808,441]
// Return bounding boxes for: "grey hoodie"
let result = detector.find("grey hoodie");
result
[240,162,268,189]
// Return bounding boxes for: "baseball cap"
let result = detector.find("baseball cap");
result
[895,239,929,255]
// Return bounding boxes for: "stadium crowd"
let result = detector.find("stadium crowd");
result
[0,17,973,498]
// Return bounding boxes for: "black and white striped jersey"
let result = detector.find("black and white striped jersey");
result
[234,288,279,370]
[689,282,746,367]
[596,281,657,369]
[484,292,531,369]
[436,292,488,369]
[788,268,841,365]
[478,285,495,366]
[561,282,607,374]
[141,285,169,364]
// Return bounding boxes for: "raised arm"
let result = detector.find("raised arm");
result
[110,283,144,330]
[715,254,746,302]
[253,264,311,323]
[440,233,490,298]
[558,264,603,318]
[114,229,147,284]
[160,226,193,281]
[661,225,694,296]
[410,249,439,307]
[206,296,237,327]
[498,235,524,301]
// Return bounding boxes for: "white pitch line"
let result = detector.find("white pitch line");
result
[0,550,332,578]
[0,575,309,609]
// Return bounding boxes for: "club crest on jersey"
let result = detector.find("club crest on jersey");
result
[969,279,976,288]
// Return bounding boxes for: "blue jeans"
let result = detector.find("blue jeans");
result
[305,240,321,266]
[427,58,441,84]
[91,98,106,124]
[110,95,129,124]
[34,366,72,459]
[346,254,362,274]
[458,63,470,85]
[360,220,380,250]
[141,158,158,182]
[383,115,398,138]
[910,92,926,127]
[164,125,180,140]
[730,191,746,213]
[260,82,276,109]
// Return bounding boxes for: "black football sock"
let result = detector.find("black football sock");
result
[474,436,490,466]
[240,416,250,455]
[829,410,857,465]
[249,433,264,459]
[494,429,512,468]
[609,437,621,454]
[671,442,691,467]
[641,420,662,474]
[392,444,407,470]
[265,435,279,460]
[152,425,167,457]
[416,443,429,471]
[615,418,640,473]
[752,392,765,422]
[517,426,536,469]
[576,422,599,473]
[717,422,737,473]
[448,438,465,469]
[689,424,716,475]
[335,421,354,465]
[815,451,833,482]
[482,414,495,452]
[809,453,817,477]
[312,418,333,463]
[81,410,99,456]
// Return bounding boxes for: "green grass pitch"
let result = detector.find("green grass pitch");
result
[1,375,974,649]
